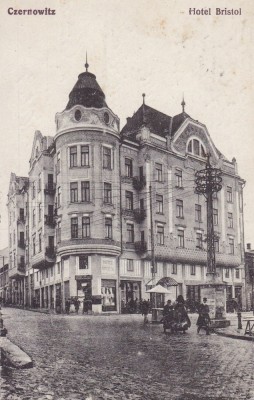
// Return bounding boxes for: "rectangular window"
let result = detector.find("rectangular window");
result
[32,209,36,227]
[79,255,89,269]
[155,163,163,182]
[57,262,61,274]
[82,217,90,238]
[177,230,184,248]
[104,183,112,204]
[48,236,54,249]
[38,203,42,222]
[196,232,203,249]
[227,186,233,202]
[213,208,218,226]
[57,221,61,243]
[71,217,78,239]
[190,265,196,276]
[125,158,133,178]
[39,232,42,252]
[127,259,134,272]
[46,269,48,279]
[38,173,41,192]
[215,239,219,253]
[81,181,90,202]
[48,174,54,190]
[57,187,61,207]
[70,146,77,167]
[176,199,183,218]
[70,182,78,203]
[105,217,112,239]
[32,182,36,199]
[172,263,177,274]
[175,169,183,188]
[157,225,164,245]
[20,208,24,221]
[235,269,240,279]
[195,204,202,222]
[33,236,36,255]
[225,268,230,278]
[81,145,89,167]
[156,194,163,214]
[228,212,233,228]
[229,238,234,254]
[127,223,134,243]
[56,152,60,174]
[103,147,112,169]
[125,191,133,210]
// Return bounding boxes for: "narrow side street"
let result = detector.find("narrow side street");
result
[1,308,254,400]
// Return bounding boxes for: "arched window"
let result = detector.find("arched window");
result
[187,138,206,158]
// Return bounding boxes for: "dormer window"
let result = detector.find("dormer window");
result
[187,138,206,158]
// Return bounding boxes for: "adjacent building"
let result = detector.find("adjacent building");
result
[6,64,246,313]
[0,247,9,303]
[244,243,254,310]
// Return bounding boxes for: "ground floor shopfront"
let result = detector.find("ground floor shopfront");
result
[5,256,245,313]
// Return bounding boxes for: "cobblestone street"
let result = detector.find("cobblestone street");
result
[1,308,254,400]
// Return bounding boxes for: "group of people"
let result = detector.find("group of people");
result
[162,295,191,333]
[140,295,211,334]
[65,297,93,315]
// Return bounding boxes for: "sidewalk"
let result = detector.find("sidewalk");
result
[214,312,254,341]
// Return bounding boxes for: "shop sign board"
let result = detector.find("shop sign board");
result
[101,258,116,275]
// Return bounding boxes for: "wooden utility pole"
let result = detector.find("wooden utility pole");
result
[149,185,156,284]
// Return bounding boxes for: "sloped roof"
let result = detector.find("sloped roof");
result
[121,104,172,139]
[171,112,190,135]
[157,277,178,287]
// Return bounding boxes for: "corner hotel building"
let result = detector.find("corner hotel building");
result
[7,64,245,313]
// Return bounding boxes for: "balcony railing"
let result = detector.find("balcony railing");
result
[45,215,56,227]
[132,176,146,191]
[17,263,26,272]
[133,208,146,223]
[44,183,56,195]
[45,246,56,259]
[18,240,26,249]
[17,217,25,224]
[134,241,147,254]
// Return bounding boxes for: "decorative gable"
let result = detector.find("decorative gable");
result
[171,119,220,163]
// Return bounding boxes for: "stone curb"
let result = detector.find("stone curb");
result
[214,329,254,341]
[0,337,33,369]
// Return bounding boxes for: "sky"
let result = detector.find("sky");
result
[0,0,253,249]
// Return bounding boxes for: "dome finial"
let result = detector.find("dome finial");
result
[85,52,89,72]
[181,94,186,113]
[142,93,146,105]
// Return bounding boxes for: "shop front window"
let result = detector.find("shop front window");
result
[101,279,116,311]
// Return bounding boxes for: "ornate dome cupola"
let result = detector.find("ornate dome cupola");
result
[55,56,120,137]
[66,58,107,110]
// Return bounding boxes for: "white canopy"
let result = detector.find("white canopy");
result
[146,284,170,294]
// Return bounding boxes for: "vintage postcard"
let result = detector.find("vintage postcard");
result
[0,0,253,399]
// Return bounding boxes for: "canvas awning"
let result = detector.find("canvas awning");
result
[146,284,170,294]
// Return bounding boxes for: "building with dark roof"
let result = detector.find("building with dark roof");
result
[6,63,246,312]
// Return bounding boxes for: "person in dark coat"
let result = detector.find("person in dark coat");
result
[65,299,71,314]
[197,297,211,335]
[141,299,150,324]
[74,299,80,314]
[174,295,191,331]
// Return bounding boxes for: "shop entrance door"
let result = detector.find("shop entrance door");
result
[120,281,141,313]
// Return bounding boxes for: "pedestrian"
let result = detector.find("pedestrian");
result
[163,300,172,317]
[197,297,210,335]
[65,299,71,314]
[141,299,149,324]
[74,298,80,314]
